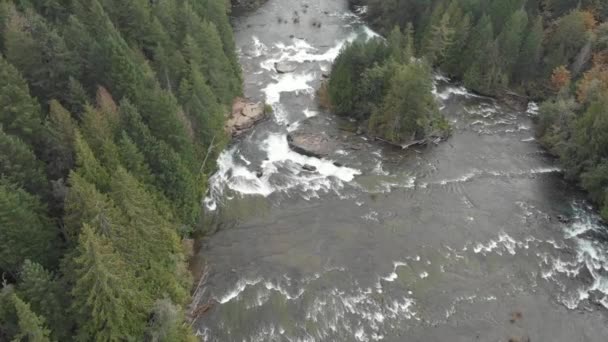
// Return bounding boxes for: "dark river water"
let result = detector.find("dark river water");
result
[192,1,608,340]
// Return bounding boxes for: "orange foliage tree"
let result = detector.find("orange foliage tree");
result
[550,65,572,92]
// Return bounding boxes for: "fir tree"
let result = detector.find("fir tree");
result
[0,182,59,275]
[71,224,148,341]
[0,56,43,148]
[11,293,52,342]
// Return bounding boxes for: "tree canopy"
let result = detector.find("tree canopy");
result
[0,0,241,339]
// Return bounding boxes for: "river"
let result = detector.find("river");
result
[192,0,608,340]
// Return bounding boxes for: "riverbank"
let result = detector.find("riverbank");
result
[191,0,608,340]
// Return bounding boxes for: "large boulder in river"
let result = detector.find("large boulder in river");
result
[287,117,334,158]
[225,98,267,137]
[275,61,297,74]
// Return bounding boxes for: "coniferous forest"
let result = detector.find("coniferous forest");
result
[0,0,240,340]
[339,0,608,220]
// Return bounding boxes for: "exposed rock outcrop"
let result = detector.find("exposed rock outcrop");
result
[275,61,297,74]
[225,98,267,137]
[287,117,334,158]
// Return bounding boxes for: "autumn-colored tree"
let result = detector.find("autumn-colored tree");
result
[551,65,572,92]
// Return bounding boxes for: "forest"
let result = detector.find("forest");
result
[344,0,608,220]
[0,0,241,340]
[326,31,449,144]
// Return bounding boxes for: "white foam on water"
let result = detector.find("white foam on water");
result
[434,73,450,82]
[335,149,348,156]
[361,210,379,222]
[378,261,408,285]
[250,36,268,58]
[261,33,360,72]
[472,232,524,256]
[362,26,382,40]
[215,277,263,304]
[205,147,275,210]
[353,5,368,15]
[438,170,481,185]
[264,280,306,300]
[262,133,360,183]
[419,272,429,279]
[263,72,315,105]
[372,160,389,176]
[239,154,252,165]
[527,102,539,115]
[303,108,319,118]
[521,137,536,142]
[287,121,301,132]
[436,85,480,101]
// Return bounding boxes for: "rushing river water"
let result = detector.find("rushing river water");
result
[193,1,608,340]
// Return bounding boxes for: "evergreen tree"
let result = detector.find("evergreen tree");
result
[0,56,43,148]
[178,65,225,149]
[73,130,110,191]
[43,100,77,181]
[4,7,78,106]
[498,9,528,75]
[63,172,123,243]
[368,62,440,143]
[11,293,52,342]
[0,182,59,275]
[195,20,240,104]
[423,12,454,65]
[0,127,48,196]
[71,224,148,341]
[515,16,544,84]
[109,167,190,303]
[17,260,69,341]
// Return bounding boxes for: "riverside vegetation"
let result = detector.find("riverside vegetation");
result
[326,30,450,145]
[338,0,608,220]
[0,0,242,340]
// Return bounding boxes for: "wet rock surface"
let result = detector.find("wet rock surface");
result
[275,61,297,73]
[225,98,267,137]
[287,117,334,158]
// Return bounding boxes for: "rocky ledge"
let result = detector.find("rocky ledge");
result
[287,117,335,158]
[225,98,268,137]
[275,61,297,74]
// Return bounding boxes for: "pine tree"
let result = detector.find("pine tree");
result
[73,130,110,191]
[196,20,240,104]
[71,224,148,341]
[116,131,152,182]
[0,182,59,275]
[0,127,48,197]
[195,0,242,90]
[0,56,43,149]
[63,172,124,243]
[4,6,78,106]
[441,13,471,75]
[109,167,190,303]
[11,293,52,342]
[498,9,528,74]
[43,100,77,181]
[369,62,439,143]
[424,12,455,65]
[17,260,69,341]
[515,16,544,84]
[178,65,225,149]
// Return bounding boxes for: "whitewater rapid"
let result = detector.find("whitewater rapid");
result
[194,1,608,341]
